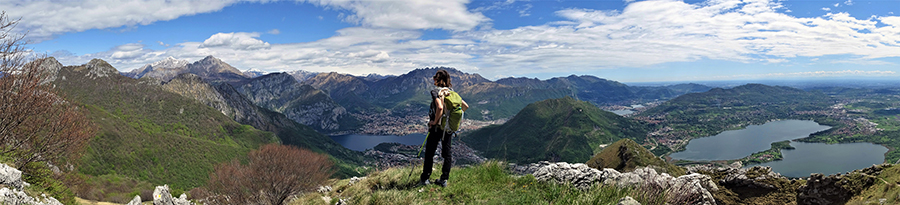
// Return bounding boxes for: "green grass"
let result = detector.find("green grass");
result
[461,97,651,164]
[54,65,279,192]
[294,161,643,205]
[848,165,900,204]
[741,140,794,165]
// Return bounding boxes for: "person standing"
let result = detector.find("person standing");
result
[419,69,468,188]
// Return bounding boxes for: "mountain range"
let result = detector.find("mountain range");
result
[123,57,714,135]
[123,56,248,84]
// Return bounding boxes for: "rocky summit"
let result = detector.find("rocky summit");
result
[530,162,718,205]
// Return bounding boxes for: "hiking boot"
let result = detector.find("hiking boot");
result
[416,179,431,187]
[434,179,448,188]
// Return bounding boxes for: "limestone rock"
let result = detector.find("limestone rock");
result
[617,196,641,205]
[348,177,366,186]
[533,162,717,205]
[317,185,333,194]
[0,163,26,190]
[85,59,118,79]
[0,188,63,205]
[153,185,192,205]
[126,195,142,205]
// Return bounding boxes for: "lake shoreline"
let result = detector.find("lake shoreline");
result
[669,119,887,178]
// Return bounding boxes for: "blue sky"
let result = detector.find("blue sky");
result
[5,0,900,82]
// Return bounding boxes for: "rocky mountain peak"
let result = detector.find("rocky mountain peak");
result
[150,56,190,69]
[287,69,319,82]
[189,55,244,77]
[26,57,63,83]
[84,58,118,78]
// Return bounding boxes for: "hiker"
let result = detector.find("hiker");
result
[419,69,468,188]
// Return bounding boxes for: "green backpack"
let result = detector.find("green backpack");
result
[440,89,465,133]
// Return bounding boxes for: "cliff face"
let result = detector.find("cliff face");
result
[162,73,232,117]
[235,73,360,133]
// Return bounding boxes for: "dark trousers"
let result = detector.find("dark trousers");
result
[421,126,452,181]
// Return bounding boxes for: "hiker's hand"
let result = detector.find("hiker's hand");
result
[428,121,437,126]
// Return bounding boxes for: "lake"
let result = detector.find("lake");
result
[330,133,427,151]
[670,120,831,161]
[753,142,887,177]
[670,119,887,177]
[608,109,634,116]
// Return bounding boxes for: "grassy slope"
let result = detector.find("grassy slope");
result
[849,165,900,204]
[461,97,650,164]
[55,65,278,190]
[296,161,646,205]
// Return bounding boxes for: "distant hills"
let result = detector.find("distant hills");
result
[638,84,834,139]
[460,97,651,164]
[124,56,358,133]
[301,68,712,122]
[122,57,713,135]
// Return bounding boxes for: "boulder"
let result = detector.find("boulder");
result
[126,195,142,205]
[617,196,641,205]
[0,188,63,205]
[0,163,27,190]
[797,164,887,205]
[153,185,192,205]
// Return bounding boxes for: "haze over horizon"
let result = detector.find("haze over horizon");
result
[5,0,900,82]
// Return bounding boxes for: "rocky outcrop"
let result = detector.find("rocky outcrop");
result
[0,164,61,205]
[186,56,248,83]
[152,185,192,205]
[84,59,119,79]
[0,188,63,205]
[126,195,142,205]
[124,56,190,81]
[162,73,232,117]
[0,164,27,190]
[27,57,64,84]
[797,164,891,205]
[617,196,641,205]
[532,162,717,205]
[236,72,358,133]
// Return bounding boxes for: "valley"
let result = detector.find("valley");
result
[6,56,900,205]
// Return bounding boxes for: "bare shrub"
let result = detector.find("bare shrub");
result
[206,144,334,205]
[0,10,95,170]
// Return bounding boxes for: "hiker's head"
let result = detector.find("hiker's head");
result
[433,70,452,87]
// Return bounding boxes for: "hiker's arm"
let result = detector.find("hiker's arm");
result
[429,97,444,126]
[461,99,469,112]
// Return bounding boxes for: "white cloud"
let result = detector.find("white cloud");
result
[822,7,832,11]
[268,29,281,35]
[1,0,263,41]
[313,0,489,31]
[3,0,486,42]
[844,0,853,6]
[200,32,271,50]
[834,3,840,7]
[519,4,533,17]
[43,0,900,80]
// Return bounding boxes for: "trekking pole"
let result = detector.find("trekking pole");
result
[407,131,430,182]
